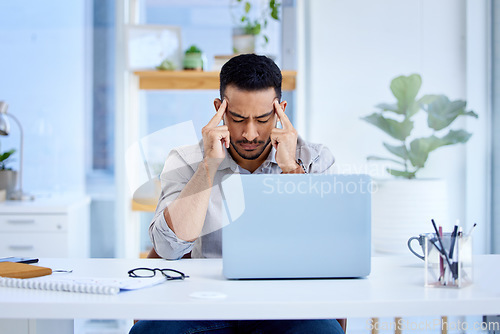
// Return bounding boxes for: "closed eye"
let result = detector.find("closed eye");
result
[258,119,270,124]
[232,118,244,123]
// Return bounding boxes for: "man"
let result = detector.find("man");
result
[130,54,342,334]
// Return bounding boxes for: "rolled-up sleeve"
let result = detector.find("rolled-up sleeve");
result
[309,146,335,174]
[296,137,335,174]
[150,213,194,260]
[149,148,198,260]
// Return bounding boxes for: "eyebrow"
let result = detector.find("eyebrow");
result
[228,110,273,120]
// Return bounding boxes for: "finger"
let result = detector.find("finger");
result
[271,128,285,135]
[271,138,278,150]
[208,99,227,128]
[270,132,280,150]
[212,128,230,149]
[222,130,230,149]
[273,100,282,127]
[273,100,291,129]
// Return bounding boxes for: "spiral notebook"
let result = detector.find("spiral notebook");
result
[0,274,168,295]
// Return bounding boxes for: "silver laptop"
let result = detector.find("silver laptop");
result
[221,174,371,279]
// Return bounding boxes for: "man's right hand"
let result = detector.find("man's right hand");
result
[163,100,229,242]
[201,99,229,166]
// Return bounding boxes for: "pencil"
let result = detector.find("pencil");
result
[467,223,477,237]
[431,219,456,280]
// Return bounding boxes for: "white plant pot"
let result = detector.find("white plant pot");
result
[0,169,17,198]
[371,179,449,255]
[232,32,255,54]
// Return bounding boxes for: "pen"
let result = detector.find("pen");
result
[431,219,456,280]
[449,225,459,284]
[449,225,458,259]
[467,223,477,237]
[439,225,444,282]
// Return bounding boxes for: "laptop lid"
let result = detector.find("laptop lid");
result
[221,174,371,279]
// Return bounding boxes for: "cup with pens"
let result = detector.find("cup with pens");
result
[408,220,475,288]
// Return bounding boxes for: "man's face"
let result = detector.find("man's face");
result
[216,85,286,161]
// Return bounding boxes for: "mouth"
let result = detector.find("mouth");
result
[239,143,260,151]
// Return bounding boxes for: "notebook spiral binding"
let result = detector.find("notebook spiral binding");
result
[0,277,120,295]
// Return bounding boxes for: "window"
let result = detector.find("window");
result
[491,0,500,253]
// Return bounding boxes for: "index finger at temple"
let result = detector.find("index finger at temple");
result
[209,100,227,127]
[274,100,290,129]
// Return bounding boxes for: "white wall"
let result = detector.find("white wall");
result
[0,0,88,195]
[299,0,472,232]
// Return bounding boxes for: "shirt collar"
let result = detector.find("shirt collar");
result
[265,145,277,165]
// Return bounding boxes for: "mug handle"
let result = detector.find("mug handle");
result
[407,236,425,261]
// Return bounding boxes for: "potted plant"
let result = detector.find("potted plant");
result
[362,74,478,254]
[182,45,205,71]
[0,148,17,198]
[230,0,281,54]
[156,58,176,71]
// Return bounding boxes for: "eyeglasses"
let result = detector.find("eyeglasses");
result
[128,268,189,280]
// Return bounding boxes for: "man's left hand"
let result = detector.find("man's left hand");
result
[271,100,300,173]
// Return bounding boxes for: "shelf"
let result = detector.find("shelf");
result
[133,70,297,90]
[131,199,156,212]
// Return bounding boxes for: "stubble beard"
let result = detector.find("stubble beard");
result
[230,138,272,161]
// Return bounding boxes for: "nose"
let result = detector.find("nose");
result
[242,122,259,142]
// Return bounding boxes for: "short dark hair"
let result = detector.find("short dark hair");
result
[219,54,282,101]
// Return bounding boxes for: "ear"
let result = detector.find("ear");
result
[280,100,288,114]
[214,98,222,112]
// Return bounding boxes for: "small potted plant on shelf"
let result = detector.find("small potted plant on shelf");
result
[230,0,281,54]
[0,148,17,199]
[182,45,205,71]
[156,58,176,71]
[361,73,478,254]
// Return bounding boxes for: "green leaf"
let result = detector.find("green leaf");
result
[390,74,422,117]
[407,130,472,168]
[424,95,478,131]
[263,35,269,44]
[367,156,405,166]
[270,0,280,20]
[244,20,260,35]
[376,103,402,114]
[408,136,440,168]
[361,113,414,141]
[407,103,421,118]
[271,8,279,20]
[185,45,202,54]
[417,94,440,105]
[464,110,479,118]
[252,22,261,35]
[440,129,473,144]
[244,1,251,13]
[386,168,416,179]
[0,149,15,162]
[382,143,408,160]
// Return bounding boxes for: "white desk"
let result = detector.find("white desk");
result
[0,196,90,334]
[0,255,499,320]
